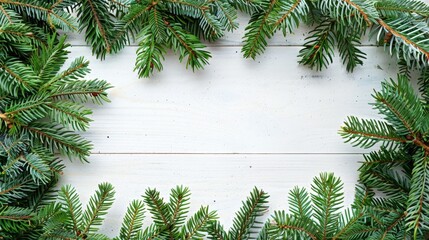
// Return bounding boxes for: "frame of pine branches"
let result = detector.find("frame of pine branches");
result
[1,0,429,239]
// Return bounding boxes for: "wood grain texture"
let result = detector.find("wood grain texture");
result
[58,6,425,236]
[61,154,361,237]
[71,46,397,154]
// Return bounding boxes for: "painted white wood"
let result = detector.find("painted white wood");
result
[58,3,427,236]
[71,46,397,154]
[61,154,361,237]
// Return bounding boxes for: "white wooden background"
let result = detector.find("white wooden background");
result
[60,15,401,237]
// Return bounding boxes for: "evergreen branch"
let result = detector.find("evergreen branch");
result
[0,5,13,24]
[342,0,372,26]
[298,19,336,71]
[288,187,312,218]
[58,185,83,235]
[114,2,150,42]
[340,116,406,149]
[0,0,78,31]
[47,101,92,131]
[380,211,407,238]
[117,199,145,240]
[166,22,211,71]
[269,0,308,37]
[135,25,166,77]
[30,36,68,84]
[206,220,227,240]
[376,18,429,66]
[242,0,275,59]
[317,0,377,27]
[84,0,110,53]
[229,187,269,240]
[22,123,92,162]
[271,211,318,240]
[82,182,115,235]
[406,151,429,236]
[183,206,217,239]
[0,57,39,97]
[230,0,264,14]
[332,209,365,240]
[0,176,35,204]
[373,76,427,136]
[169,186,191,229]
[143,188,173,237]
[213,0,238,32]
[5,94,50,125]
[311,173,343,239]
[49,79,111,104]
[20,153,51,184]
[375,0,429,18]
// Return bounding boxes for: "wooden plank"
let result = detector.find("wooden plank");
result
[60,153,361,237]
[69,46,397,154]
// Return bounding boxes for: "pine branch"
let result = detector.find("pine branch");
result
[47,101,92,131]
[183,206,217,239]
[213,0,238,32]
[77,0,121,58]
[58,185,83,235]
[375,0,429,18]
[117,200,145,240]
[406,150,429,236]
[268,0,308,36]
[207,220,227,240]
[298,19,336,71]
[241,0,274,59]
[373,76,427,136]
[169,185,191,229]
[135,25,166,78]
[143,188,173,237]
[82,182,115,236]
[0,0,78,31]
[0,56,39,97]
[340,116,407,149]
[22,123,92,162]
[311,172,344,239]
[376,18,429,68]
[288,187,312,219]
[166,22,211,71]
[229,187,269,240]
[270,211,318,239]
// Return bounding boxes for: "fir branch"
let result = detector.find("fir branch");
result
[298,19,336,71]
[0,0,78,31]
[375,0,429,18]
[229,187,269,240]
[183,206,217,239]
[58,185,83,235]
[340,116,407,149]
[117,200,145,240]
[241,0,275,59]
[376,18,429,67]
[82,182,115,236]
[166,22,211,71]
[406,151,429,236]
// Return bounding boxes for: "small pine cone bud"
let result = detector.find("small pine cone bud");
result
[150,62,154,69]
[91,92,99,97]
[405,135,414,140]
[314,45,320,49]
[384,32,393,43]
